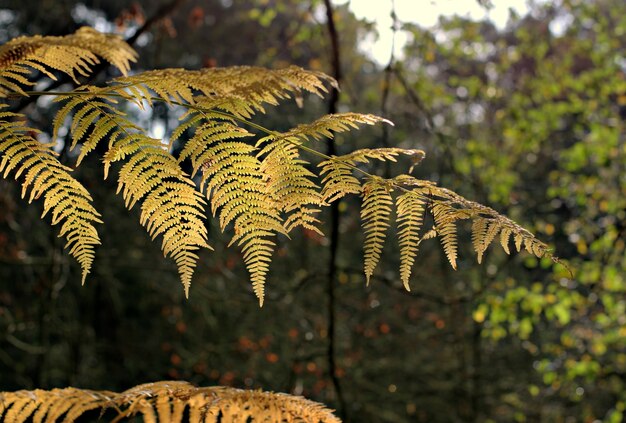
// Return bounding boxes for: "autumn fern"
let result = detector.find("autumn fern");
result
[361,177,394,284]
[175,117,285,305]
[0,27,563,303]
[53,88,209,296]
[0,27,135,96]
[0,381,340,423]
[0,110,101,282]
[396,189,427,290]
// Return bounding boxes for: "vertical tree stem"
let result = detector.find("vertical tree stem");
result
[323,0,347,420]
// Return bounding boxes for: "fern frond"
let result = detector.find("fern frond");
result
[471,217,488,264]
[480,220,501,262]
[0,111,101,282]
[178,117,285,305]
[0,381,340,423]
[319,159,362,203]
[430,201,471,270]
[396,189,427,290]
[257,135,322,234]
[361,177,393,284]
[114,381,341,423]
[437,186,554,260]
[0,387,114,423]
[499,227,512,254]
[319,148,425,203]
[0,27,136,97]
[279,112,390,142]
[110,65,335,110]
[54,94,209,296]
[332,147,425,166]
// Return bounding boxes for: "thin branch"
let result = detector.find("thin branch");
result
[322,0,347,419]
[380,0,398,177]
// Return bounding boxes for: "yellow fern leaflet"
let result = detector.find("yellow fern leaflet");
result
[361,177,393,284]
[111,65,334,110]
[177,118,285,305]
[258,135,323,234]
[0,111,102,283]
[320,147,424,203]
[0,27,136,96]
[53,93,209,296]
[396,190,427,290]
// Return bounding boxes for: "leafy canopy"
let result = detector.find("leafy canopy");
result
[0,27,560,305]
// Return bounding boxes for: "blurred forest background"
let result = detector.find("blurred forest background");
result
[1,0,626,421]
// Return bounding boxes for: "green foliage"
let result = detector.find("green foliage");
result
[398,0,626,419]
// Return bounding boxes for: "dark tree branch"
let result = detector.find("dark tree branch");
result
[322,0,347,420]
[380,0,398,177]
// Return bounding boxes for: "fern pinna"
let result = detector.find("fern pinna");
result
[0,27,563,305]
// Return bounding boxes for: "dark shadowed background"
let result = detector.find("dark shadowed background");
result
[1,0,626,421]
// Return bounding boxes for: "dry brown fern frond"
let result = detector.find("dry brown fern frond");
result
[0,109,102,282]
[0,381,340,423]
[0,27,136,96]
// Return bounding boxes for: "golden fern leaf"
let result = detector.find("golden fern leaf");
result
[396,189,427,290]
[499,226,512,254]
[0,387,114,422]
[278,112,390,142]
[53,94,209,296]
[112,381,341,423]
[0,111,102,282]
[0,27,136,96]
[257,134,322,234]
[480,219,502,261]
[319,147,425,203]
[256,114,393,225]
[319,159,362,203]
[332,147,425,165]
[471,217,502,264]
[361,177,393,284]
[110,65,335,111]
[205,387,341,423]
[430,201,471,270]
[0,382,340,423]
[419,182,561,263]
[177,118,285,305]
[471,217,488,264]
